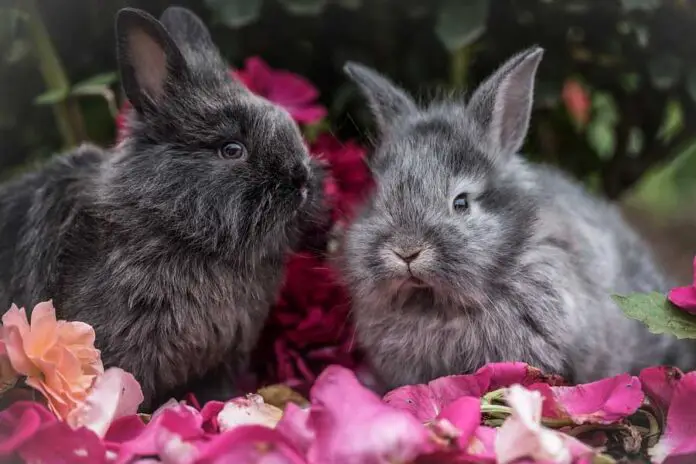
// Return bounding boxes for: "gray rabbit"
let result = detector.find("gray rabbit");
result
[0,7,323,409]
[341,47,696,390]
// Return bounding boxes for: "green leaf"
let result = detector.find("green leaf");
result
[278,0,327,15]
[5,39,30,64]
[627,127,643,156]
[613,292,696,339]
[435,0,490,52]
[592,92,619,125]
[587,119,615,160]
[621,0,660,11]
[72,71,118,90]
[648,55,682,90]
[205,0,263,29]
[33,88,69,105]
[657,99,684,143]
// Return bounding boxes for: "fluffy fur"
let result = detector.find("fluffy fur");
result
[342,47,696,391]
[0,7,323,409]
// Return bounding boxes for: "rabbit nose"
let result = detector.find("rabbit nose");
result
[392,248,422,264]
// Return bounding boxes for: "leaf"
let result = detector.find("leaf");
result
[621,0,660,11]
[648,55,682,90]
[5,39,30,64]
[587,119,615,160]
[435,0,490,52]
[657,99,684,143]
[33,88,69,105]
[613,292,696,339]
[205,0,263,29]
[278,0,327,15]
[72,72,118,89]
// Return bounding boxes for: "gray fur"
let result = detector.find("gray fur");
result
[342,47,696,390]
[0,7,324,409]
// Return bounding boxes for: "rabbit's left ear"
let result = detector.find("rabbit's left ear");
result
[468,47,544,160]
[115,8,188,113]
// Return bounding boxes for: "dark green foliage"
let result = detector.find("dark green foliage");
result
[2,0,696,199]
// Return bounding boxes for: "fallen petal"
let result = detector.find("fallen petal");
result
[640,366,683,414]
[194,425,306,464]
[650,372,696,463]
[308,365,433,464]
[217,394,283,432]
[276,403,314,454]
[67,367,144,437]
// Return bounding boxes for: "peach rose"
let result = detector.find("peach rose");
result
[0,340,18,394]
[1,301,104,419]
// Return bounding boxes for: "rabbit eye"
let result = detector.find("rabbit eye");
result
[219,142,247,160]
[453,193,469,213]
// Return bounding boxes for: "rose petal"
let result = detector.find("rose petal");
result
[18,421,107,463]
[307,365,432,464]
[67,367,144,437]
[276,403,314,454]
[650,372,696,463]
[668,287,696,313]
[495,385,595,464]
[436,396,481,445]
[385,362,565,423]
[217,394,283,432]
[640,366,684,414]
[547,373,643,424]
[194,425,306,464]
[0,401,57,456]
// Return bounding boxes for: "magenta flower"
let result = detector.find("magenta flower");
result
[276,403,314,455]
[307,365,433,463]
[650,372,696,463]
[529,373,644,424]
[232,57,327,124]
[668,256,696,313]
[20,421,108,463]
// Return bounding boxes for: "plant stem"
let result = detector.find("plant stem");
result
[23,0,86,148]
[450,46,472,89]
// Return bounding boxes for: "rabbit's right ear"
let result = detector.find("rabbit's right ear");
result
[344,62,417,134]
[115,8,188,113]
[159,7,217,57]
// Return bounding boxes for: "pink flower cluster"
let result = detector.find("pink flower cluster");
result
[2,362,696,463]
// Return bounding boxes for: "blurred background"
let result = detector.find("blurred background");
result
[0,0,694,282]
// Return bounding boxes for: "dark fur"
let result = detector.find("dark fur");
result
[342,48,696,391]
[0,7,323,409]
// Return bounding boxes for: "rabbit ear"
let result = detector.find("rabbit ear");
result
[344,62,417,133]
[468,47,543,159]
[159,7,218,59]
[115,8,188,113]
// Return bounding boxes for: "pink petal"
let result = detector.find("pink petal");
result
[382,384,440,422]
[115,406,204,464]
[18,422,107,463]
[308,365,433,464]
[650,372,696,463]
[194,425,306,464]
[276,403,314,454]
[288,105,327,124]
[67,367,144,437]
[668,287,696,313]
[200,401,225,433]
[385,362,564,423]
[0,401,57,456]
[548,374,643,424]
[104,415,147,445]
[266,71,320,107]
[640,366,684,413]
[436,396,481,446]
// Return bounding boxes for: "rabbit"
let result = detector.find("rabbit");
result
[0,6,324,410]
[340,47,696,391]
